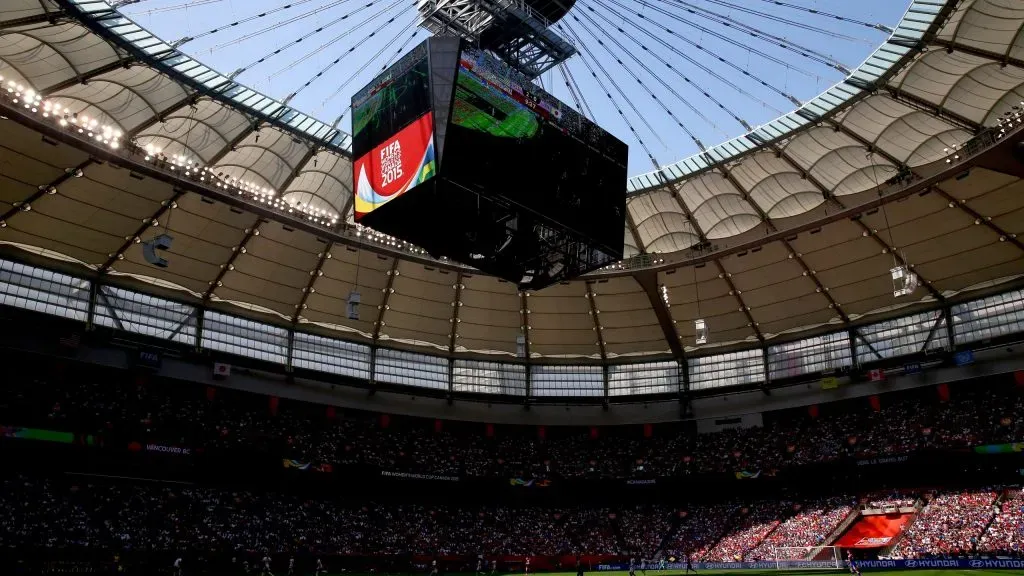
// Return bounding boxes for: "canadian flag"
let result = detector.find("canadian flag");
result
[213,363,231,379]
[868,368,885,382]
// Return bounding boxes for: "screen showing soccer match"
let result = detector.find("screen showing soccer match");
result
[351,45,437,220]
[442,46,627,253]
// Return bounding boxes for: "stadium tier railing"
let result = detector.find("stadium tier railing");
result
[1,256,1023,403]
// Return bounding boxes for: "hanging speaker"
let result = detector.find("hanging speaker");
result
[142,234,173,268]
[346,290,361,320]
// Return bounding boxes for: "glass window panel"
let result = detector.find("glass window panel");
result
[855,309,947,363]
[530,365,603,397]
[201,311,288,364]
[93,285,196,345]
[688,348,765,391]
[374,348,448,390]
[291,332,371,380]
[952,288,1024,344]
[453,360,527,396]
[767,331,852,380]
[0,259,90,322]
[608,361,679,396]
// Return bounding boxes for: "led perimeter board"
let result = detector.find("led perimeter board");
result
[352,38,628,290]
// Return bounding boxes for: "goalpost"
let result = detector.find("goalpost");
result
[774,546,844,570]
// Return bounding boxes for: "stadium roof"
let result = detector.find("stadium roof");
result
[0,0,1022,366]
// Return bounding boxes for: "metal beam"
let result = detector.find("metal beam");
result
[932,187,1024,254]
[202,216,263,301]
[128,93,199,138]
[780,238,850,324]
[585,280,607,361]
[851,218,945,303]
[99,188,185,273]
[41,56,135,95]
[633,270,686,359]
[931,38,1024,71]
[0,159,94,226]
[713,259,764,343]
[293,247,332,324]
[372,259,400,342]
[885,87,983,133]
[828,119,908,169]
[0,13,63,29]
[449,271,463,355]
[520,290,531,398]
[208,121,261,167]
[771,144,837,202]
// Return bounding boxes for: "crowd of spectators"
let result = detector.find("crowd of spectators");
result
[977,488,1023,557]
[891,489,999,558]
[863,492,918,510]
[704,502,784,562]
[746,497,854,560]
[1,365,1020,482]
[1,474,1022,563]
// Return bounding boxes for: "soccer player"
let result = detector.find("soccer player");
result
[315,558,325,576]
[641,558,647,576]
[288,557,295,576]
[575,556,584,576]
[490,559,497,575]
[262,555,273,576]
[685,552,696,575]
[524,557,530,576]
[845,550,860,576]
[173,557,183,576]
[430,560,439,576]
[476,556,483,576]
[629,558,636,576]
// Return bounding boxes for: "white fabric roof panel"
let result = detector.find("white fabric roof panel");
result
[282,150,353,216]
[135,98,252,164]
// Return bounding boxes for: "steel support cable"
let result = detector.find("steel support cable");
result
[659,0,855,73]
[169,0,319,47]
[638,0,830,77]
[122,0,223,17]
[748,0,893,33]
[559,21,669,165]
[269,0,404,85]
[593,0,780,127]
[222,0,370,75]
[568,9,707,151]
[691,0,876,45]
[209,0,357,52]
[557,63,593,121]
[318,16,419,119]
[583,0,764,136]
[280,0,406,103]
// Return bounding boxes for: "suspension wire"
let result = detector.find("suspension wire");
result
[749,0,894,34]
[598,0,802,109]
[557,63,593,121]
[212,0,362,60]
[122,0,223,17]
[594,0,783,125]
[588,0,791,125]
[281,0,406,103]
[694,0,876,45]
[558,21,668,167]
[170,0,319,46]
[319,16,420,119]
[234,0,395,83]
[637,0,830,78]
[569,8,707,151]
[658,0,854,73]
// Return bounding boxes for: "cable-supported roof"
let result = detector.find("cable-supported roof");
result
[0,0,1022,363]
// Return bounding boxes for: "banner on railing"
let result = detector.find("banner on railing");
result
[509,478,551,487]
[380,471,459,482]
[973,443,1024,454]
[597,559,1024,571]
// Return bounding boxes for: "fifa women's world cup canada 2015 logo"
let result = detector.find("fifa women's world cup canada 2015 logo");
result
[379,140,404,187]
[352,112,437,220]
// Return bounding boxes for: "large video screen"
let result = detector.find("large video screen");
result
[441,47,627,253]
[351,44,436,220]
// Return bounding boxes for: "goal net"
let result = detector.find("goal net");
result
[774,546,843,570]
